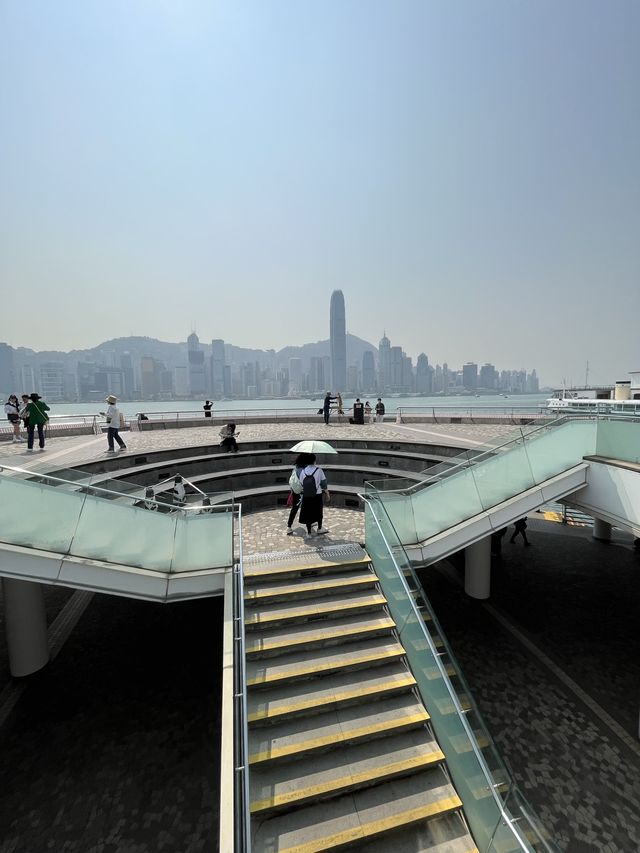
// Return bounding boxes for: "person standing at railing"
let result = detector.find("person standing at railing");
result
[19,394,30,433]
[203,400,213,418]
[25,393,50,453]
[4,395,25,443]
[375,398,385,423]
[364,401,372,423]
[99,394,127,454]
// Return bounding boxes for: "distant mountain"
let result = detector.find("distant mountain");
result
[11,333,379,371]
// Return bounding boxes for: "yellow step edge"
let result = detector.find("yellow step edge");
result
[244,556,372,578]
[248,672,416,722]
[246,646,405,687]
[245,618,395,655]
[277,795,464,853]
[245,595,387,625]
[249,710,429,765]
[250,748,446,813]
[245,574,378,600]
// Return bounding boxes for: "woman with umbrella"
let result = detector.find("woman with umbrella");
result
[298,453,330,539]
[286,452,309,535]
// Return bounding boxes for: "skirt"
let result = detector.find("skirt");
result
[299,494,323,526]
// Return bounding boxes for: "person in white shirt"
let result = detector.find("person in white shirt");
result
[99,394,127,453]
[298,454,331,539]
[4,395,24,442]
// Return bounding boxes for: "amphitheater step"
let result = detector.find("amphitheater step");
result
[244,550,372,584]
[250,728,445,815]
[247,661,417,725]
[246,637,406,688]
[248,694,429,766]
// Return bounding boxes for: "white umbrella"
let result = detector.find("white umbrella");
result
[289,440,338,454]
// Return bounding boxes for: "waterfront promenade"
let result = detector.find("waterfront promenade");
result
[0,420,639,851]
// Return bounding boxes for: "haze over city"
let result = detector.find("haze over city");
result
[1,1,639,387]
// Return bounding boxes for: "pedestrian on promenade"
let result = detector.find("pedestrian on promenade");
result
[219,422,239,453]
[510,518,531,546]
[203,400,213,418]
[286,452,309,535]
[298,454,330,539]
[4,395,24,443]
[375,398,385,423]
[19,394,30,432]
[322,392,336,426]
[364,401,372,422]
[100,394,127,453]
[25,393,50,453]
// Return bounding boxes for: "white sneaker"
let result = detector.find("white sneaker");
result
[26,448,34,453]
[12,437,20,443]
[39,448,45,452]
[316,527,329,535]
[286,527,293,535]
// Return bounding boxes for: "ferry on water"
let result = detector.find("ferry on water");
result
[546,371,640,415]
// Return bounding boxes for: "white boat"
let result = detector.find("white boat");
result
[545,395,640,415]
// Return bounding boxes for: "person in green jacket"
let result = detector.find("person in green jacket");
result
[25,393,50,452]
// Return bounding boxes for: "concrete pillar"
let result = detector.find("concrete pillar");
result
[593,518,612,542]
[2,578,49,676]
[464,537,491,600]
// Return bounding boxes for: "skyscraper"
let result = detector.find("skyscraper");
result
[329,290,346,392]
[187,332,206,396]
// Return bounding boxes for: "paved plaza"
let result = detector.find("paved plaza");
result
[1,421,640,851]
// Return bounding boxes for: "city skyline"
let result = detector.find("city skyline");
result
[1,2,638,386]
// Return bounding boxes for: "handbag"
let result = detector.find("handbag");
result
[286,491,294,507]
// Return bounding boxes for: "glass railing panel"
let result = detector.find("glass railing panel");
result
[470,442,536,511]
[369,491,418,543]
[70,495,178,571]
[488,787,559,852]
[525,420,596,483]
[0,474,86,553]
[171,507,234,572]
[364,501,506,852]
[595,418,640,465]
[410,468,485,541]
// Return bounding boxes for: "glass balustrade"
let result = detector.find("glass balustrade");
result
[0,464,234,573]
[364,496,558,852]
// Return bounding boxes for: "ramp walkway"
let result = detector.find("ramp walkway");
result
[368,418,604,562]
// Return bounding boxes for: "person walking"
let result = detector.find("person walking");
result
[25,393,50,452]
[298,454,330,539]
[286,452,308,535]
[510,518,531,546]
[375,398,385,423]
[219,423,239,452]
[203,400,213,418]
[99,394,127,453]
[4,395,24,443]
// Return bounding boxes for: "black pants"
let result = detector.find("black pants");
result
[287,493,301,527]
[27,423,45,449]
[323,409,330,425]
[221,437,238,452]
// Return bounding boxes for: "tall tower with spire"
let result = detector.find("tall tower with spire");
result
[378,331,391,392]
[329,290,346,391]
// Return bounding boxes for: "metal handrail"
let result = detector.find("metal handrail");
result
[232,506,251,852]
[363,495,551,852]
[0,463,232,513]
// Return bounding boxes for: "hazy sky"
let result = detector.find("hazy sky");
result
[1,1,638,386]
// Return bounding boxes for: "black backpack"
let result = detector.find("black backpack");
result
[302,468,318,497]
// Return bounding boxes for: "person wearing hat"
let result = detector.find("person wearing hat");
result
[99,394,127,453]
[25,393,50,452]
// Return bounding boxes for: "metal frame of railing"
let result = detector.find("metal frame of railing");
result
[363,494,557,852]
[232,506,251,852]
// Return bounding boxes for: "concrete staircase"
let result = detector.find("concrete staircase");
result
[243,544,478,853]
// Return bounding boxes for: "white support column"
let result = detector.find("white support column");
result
[464,537,491,600]
[2,578,49,677]
[593,518,612,542]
